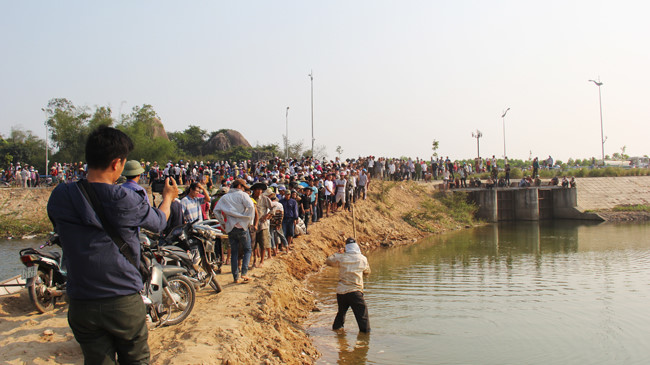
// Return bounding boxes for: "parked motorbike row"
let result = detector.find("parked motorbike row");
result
[19,220,226,328]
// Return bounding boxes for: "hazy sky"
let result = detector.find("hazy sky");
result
[2,1,648,162]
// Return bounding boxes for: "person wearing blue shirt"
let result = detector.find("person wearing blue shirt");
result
[180,182,210,223]
[47,127,178,365]
[122,160,149,205]
[279,189,299,250]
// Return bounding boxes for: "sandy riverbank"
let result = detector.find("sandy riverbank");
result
[1,180,472,364]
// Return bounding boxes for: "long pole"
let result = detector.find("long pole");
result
[285,107,289,160]
[501,107,510,159]
[589,78,605,165]
[42,108,48,174]
[45,121,48,174]
[309,71,314,158]
[597,84,604,164]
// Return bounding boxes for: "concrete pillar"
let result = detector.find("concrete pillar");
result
[514,188,539,221]
[552,188,577,218]
[472,189,498,223]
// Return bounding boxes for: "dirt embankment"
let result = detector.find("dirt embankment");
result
[0,187,54,238]
[1,180,470,364]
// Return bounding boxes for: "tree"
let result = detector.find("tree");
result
[118,104,177,163]
[0,128,47,171]
[432,139,439,158]
[169,125,208,157]
[281,135,306,159]
[303,144,328,161]
[44,98,93,163]
[336,145,343,158]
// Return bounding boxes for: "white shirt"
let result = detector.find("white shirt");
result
[213,189,255,233]
[324,180,334,196]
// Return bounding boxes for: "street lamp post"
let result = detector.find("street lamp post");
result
[501,107,510,159]
[41,108,49,174]
[308,70,314,158]
[472,130,483,159]
[285,107,290,160]
[588,78,605,165]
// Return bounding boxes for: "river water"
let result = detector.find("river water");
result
[306,221,650,365]
[0,238,58,280]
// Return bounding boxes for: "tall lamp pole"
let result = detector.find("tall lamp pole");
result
[501,107,510,159]
[472,130,483,159]
[308,70,314,158]
[588,78,605,165]
[41,108,49,174]
[285,107,290,160]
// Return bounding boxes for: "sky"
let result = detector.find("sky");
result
[1,0,649,162]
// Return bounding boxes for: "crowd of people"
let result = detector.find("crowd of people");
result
[2,153,578,194]
[1,161,88,187]
[137,156,375,284]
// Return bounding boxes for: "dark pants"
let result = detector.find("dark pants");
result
[68,293,149,365]
[228,227,252,281]
[333,291,370,333]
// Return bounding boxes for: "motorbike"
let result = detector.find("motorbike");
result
[19,234,66,313]
[143,219,224,294]
[140,238,196,327]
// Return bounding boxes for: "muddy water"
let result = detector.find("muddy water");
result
[306,221,650,365]
[0,238,57,280]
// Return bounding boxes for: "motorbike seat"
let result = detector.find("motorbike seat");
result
[40,251,61,261]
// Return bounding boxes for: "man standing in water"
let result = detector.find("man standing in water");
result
[325,237,371,333]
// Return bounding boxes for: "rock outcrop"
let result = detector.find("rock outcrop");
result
[206,129,252,153]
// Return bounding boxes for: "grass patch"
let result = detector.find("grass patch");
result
[434,191,477,224]
[0,214,52,237]
[403,191,477,232]
[612,204,650,212]
[371,181,396,204]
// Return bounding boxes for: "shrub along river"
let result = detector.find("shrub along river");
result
[306,221,650,365]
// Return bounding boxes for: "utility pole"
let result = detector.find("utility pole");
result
[285,107,290,160]
[588,78,605,165]
[308,70,314,158]
[42,108,49,174]
[501,107,510,159]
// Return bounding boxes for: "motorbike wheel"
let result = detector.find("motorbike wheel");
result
[28,270,55,313]
[161,274,196,326]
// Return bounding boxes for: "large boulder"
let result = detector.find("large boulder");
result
[206,129,251,152]
[150,118,169,140]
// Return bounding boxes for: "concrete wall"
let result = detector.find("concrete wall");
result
[514,189,539,221]
[467,187,602,221]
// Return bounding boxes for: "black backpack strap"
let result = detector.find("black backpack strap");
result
[77,179,141,272]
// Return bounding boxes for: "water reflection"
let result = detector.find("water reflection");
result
[335,331,370,365]
[307,222,650,365]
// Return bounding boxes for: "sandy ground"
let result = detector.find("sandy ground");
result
[0,181,452,364]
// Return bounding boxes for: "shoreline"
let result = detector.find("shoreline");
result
[1,181,649,363]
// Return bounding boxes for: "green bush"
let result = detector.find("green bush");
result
[510,168,523,179]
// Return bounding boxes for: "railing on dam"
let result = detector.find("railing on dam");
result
[463,187,600,222]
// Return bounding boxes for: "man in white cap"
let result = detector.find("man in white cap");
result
[325,237,371,332]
